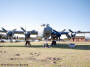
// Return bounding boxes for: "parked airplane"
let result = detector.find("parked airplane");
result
[0,25,90,47]
[68,29,90,41]
[41,24,90,47]
[0,27,38,42]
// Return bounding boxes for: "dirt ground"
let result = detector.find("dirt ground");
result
[0,41,90,67]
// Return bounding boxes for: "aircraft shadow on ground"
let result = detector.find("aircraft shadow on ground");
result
[0,44,90,50]
[32,44,90,50]
[51,44,90,50]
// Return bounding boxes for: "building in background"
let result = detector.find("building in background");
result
[70,36,85,42]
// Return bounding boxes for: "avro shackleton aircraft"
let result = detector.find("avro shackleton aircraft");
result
[0,24,90,47]
[41,24,90,47]
[0,27,38,42]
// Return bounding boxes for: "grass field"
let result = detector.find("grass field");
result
[0,41,90,67]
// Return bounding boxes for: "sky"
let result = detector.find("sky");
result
[0,0,90,33]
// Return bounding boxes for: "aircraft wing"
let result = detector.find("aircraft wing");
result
[14,30,38,35]
[75,31,90,33]
[14,31,24,34]
[69,29,90,33]
[30,30,38,35]
[0,30,7,33]
[60,31,90,34]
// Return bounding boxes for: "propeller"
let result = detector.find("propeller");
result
[20,27,31,40]
[53,29,58,33]
[12,29,16,32]
[68,29,77,41]
[61,29,66,32]
[21,27,26,32]
[1,27,7,32]
[68,29,76,36]
[66,33,71,39]
[68,29,74,33]
[52,30,61,41]
[1,28,17,42]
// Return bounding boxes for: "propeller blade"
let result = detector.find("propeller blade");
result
[1,27,7,32]
[53,29,58,33]
[66,34,71,39]
[21,27,26,32]
[71,33,76,38]
[68,29,74,33]
[12,29,16,31]
[61,29,66,32]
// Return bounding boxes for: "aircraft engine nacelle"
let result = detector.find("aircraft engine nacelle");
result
[25,32,31,38]
[7,31,14,37]
[71,33,76,38]
[43,25,52,39]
